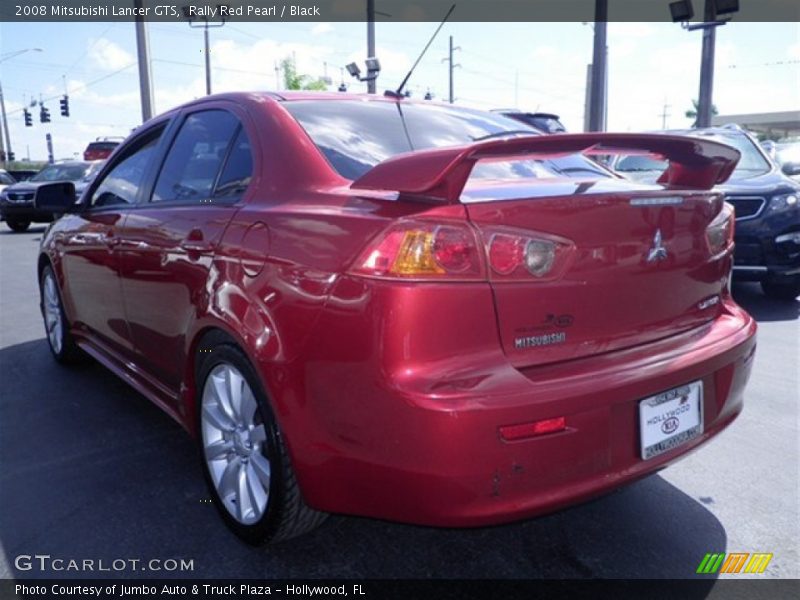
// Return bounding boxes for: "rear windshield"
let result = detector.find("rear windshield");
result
[689,132,771,178]
[31,164,94,182]
[284,100,611,182]
[86,142,118,151]
[615,155,667,173]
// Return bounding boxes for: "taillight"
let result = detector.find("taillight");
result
[351,221,484,280]
[485,228,574,281]
[706,202,735,256]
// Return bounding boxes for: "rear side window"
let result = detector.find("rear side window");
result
[152,110,240,203]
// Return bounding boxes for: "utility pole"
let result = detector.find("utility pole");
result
[696,0,717,128]
[659,101,671,129]
[442,35,460,104]
[366,0,376,93]
[588,0,608,132]
[134,0,154,122]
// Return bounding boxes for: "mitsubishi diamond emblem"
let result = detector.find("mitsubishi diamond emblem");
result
[647,229,668,263]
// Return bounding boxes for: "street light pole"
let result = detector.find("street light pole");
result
[134,0,154,122]
[696,0,717,127]
[588,0,608,132]
[0,48,43,165]
[183,5,226,96]
[0,81,11,163]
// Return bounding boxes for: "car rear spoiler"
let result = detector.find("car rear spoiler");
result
[350,133,741,203]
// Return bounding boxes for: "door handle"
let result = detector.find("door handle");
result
[180,238,215,253]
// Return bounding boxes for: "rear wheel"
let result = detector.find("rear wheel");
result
[6,219,30,232]
[761,280,800,301]
[197,343,327,544]
[40,265,83,363]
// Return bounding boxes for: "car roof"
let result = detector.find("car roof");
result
[165,90,482,115]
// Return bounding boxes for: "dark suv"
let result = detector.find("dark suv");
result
[0,161,102,232]
[612,126,800,300]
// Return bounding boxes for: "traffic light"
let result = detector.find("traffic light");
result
[40,105,50,123]
[24,108,32,127]
[7,152,14,162]
[60,94,69,117]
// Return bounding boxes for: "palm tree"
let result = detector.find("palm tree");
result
[685,99,719,127]
[281,57,327,91]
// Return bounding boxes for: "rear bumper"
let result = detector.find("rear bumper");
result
[292,297,757,526]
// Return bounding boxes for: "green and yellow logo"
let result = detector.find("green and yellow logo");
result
[696,552,773,574]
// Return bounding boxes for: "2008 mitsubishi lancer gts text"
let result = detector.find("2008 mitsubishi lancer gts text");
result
[35,92,756,544]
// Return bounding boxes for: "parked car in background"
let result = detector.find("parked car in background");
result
[35,92,755,544]
[0,169,15,193]
[83,137,123,161]
[6,169,39,182]
[609,154,669,183]
[0,161,102,232]
[774,142,800,183]
[609,126,800,300]
[492,109,567,133]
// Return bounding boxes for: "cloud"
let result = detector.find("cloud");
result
[311,23,333,36]
[89,38,134,71]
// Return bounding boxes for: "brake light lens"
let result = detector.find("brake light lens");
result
[499,416,567,441]
[706,202,735,256]
[352,221,484,280]
[486,229,573,280]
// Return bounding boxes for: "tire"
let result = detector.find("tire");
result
[761,280,800,301]
[7,219,31,232]
[196,342,327,544]
[39,265,83,363]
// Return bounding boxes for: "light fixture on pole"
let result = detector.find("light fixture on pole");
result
[345,58,382,86]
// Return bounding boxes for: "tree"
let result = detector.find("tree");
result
[281,57,327,91]
[685,99,719,127]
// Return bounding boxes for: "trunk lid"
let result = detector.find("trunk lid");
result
[464,179,728,367]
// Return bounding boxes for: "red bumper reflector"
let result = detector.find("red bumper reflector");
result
[499,417,566,441]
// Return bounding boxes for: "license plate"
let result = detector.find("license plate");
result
[639,381,703,460]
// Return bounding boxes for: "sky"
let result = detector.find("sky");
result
[1,20,798,160]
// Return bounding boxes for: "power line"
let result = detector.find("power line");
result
[5,63,137,116]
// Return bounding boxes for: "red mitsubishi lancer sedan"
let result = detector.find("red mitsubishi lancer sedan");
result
[35,92,756,544]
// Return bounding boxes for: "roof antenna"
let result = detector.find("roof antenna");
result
[387,4,456,98]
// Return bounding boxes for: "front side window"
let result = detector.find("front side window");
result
[90,133,161,207]
[152,110,240,203]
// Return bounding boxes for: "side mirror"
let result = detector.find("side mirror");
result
[34,182,78,214]
[781,162,800,177]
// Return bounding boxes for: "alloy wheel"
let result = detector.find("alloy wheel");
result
[201,363,271,525]
[43,273,64,355]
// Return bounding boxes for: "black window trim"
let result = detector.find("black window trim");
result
[82,121,170,213]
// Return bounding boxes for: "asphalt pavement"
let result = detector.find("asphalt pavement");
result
[0,226,797,581]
